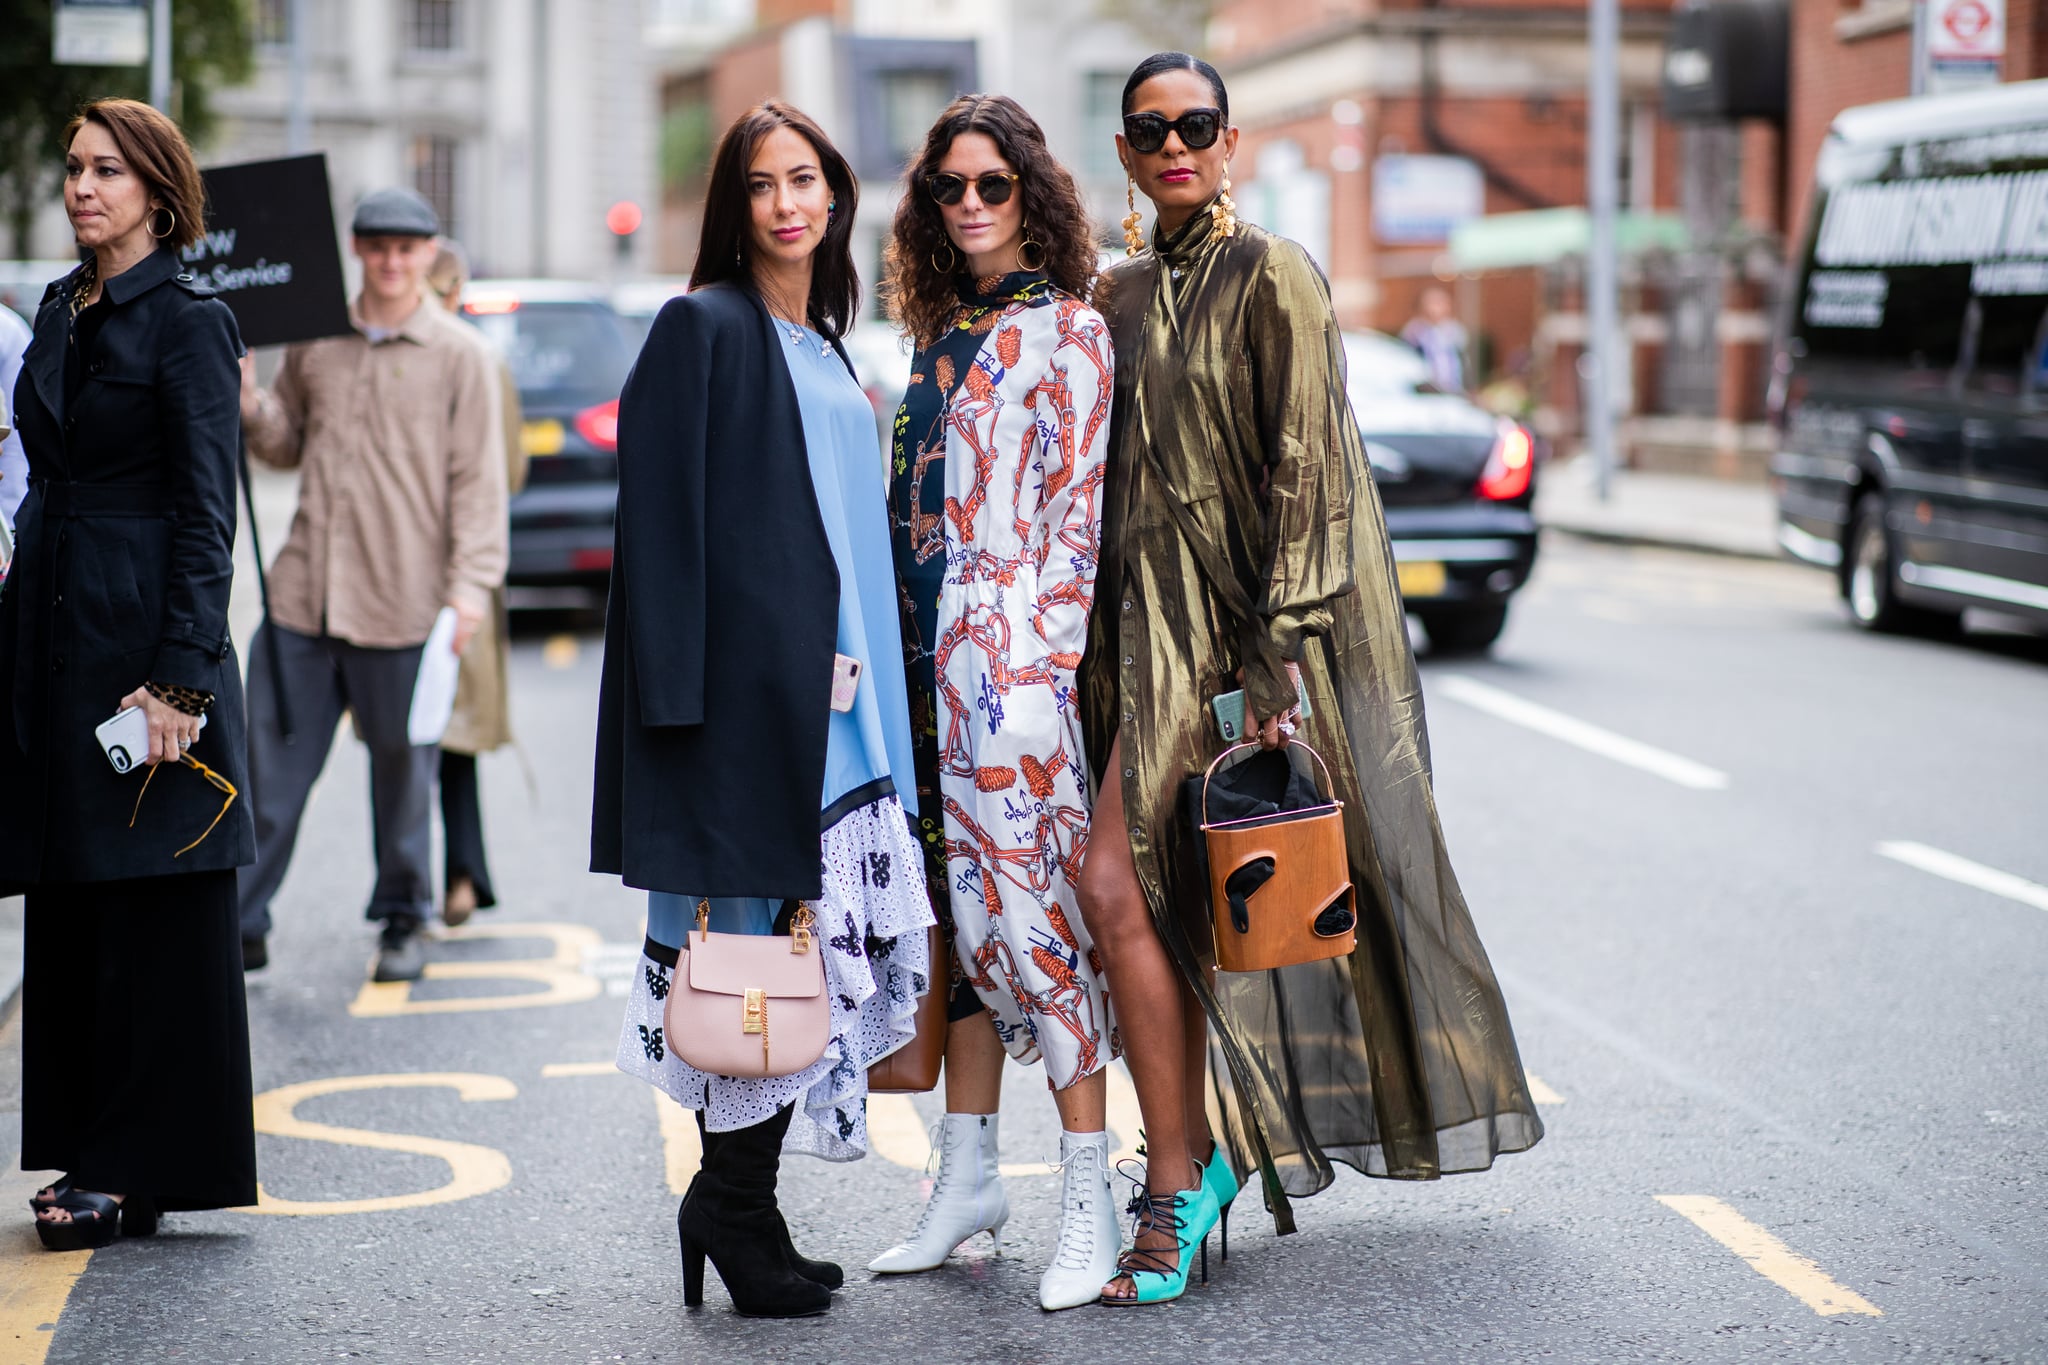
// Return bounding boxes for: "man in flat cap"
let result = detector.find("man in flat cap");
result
[236,186,507,981]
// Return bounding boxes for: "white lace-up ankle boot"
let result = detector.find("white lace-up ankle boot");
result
[1038,1129,1121,1310]
[868,1112,1009,1273]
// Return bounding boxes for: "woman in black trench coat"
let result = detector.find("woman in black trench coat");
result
[0,99,257,1250]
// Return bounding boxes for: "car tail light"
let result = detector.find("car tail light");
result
[462,293,520,315]
[571,547,615,571]
[1478,424,1533,501]
[575,399,620,452]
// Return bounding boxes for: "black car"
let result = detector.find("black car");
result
[460,280,635,594]
[1345,330,1539,652]
[1772,81,2048,634]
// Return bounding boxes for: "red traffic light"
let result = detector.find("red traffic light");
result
[605,201,643,236]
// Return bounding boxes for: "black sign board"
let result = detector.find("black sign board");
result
[186,153,351,348]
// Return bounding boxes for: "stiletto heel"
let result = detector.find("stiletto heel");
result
[1197,1142,1240,1267]
[682,1239,706,1308]
[1219,1205,1230,1263]
[988,1214,1008,1255]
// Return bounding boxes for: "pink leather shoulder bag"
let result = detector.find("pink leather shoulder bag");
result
[666,901,831,1079]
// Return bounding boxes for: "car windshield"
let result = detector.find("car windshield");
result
[465,301,633,405]
[1345,332,1437,397]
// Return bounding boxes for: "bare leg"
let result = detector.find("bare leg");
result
[1180,975,1216,1164]
[942,1005,1006,1115]
[1049,1067,1107,1133]
[1078,737,1196,1298]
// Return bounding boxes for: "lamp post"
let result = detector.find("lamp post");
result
[1587,0,1621,501]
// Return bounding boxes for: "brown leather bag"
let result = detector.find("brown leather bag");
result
[1197,741,1358,974]
[868,925,947,1093]
[666,901,830,1078]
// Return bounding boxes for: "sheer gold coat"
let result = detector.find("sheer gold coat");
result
[1080,208,1542,1232]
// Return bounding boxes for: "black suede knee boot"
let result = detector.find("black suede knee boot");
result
[679,1104,832,1317]
[695,1109,842,1290]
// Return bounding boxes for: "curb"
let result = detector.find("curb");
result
[1538,518,1784,563]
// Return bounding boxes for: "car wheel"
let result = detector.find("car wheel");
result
[1419,603,1509,655]
[1845,492,1961,636]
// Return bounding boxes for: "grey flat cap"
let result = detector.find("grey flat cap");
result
[351,187,441,237]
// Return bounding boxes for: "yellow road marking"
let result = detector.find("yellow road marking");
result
[1526,1074,1565,1105]
[542,635,579,669]
[540,1062,617,1078]
[1656,1195,1882,1317]
[238,1073,517,1216]
[654,1093,703,1194]
[349,922,603,1017]
[0,1170,90,1365]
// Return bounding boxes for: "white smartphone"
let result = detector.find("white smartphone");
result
[95,706,206,774]
[829,653,862,713]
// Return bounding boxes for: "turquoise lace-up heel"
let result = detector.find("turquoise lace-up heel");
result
[1100,1162,1221,1306]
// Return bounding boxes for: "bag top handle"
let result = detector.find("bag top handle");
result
[1201,739,1339,826]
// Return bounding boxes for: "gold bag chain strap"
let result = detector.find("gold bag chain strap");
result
[697,900,819,1069]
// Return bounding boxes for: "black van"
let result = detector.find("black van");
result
[1772,81,2048,633]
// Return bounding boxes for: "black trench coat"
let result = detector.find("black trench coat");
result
[589,282,846,898]
[0,248,255,886]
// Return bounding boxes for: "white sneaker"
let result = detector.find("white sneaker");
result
[1038,1129,1122,1311]
[868,1112,1009,1273]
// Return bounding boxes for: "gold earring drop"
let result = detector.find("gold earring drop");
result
[1122,175,1145,256]
[1212,169,1239,240]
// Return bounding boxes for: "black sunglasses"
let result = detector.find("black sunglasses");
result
[925,172,1019,207]
[1122,108,1223,155]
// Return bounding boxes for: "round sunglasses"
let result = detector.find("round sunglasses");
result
[1121,108,1223,155]
[925,171,1019,207]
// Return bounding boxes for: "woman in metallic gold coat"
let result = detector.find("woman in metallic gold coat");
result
[1076,53,1544,1305]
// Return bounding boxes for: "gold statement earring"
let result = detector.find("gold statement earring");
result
[1016,226,1046,273]
[1212,167,1239,239]
[1122,175,1145,256]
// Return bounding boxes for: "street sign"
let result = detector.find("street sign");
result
[1925,0,2005,93]
[1372,155,1485,245]
[52,0,148,65]
[188,154,352,349]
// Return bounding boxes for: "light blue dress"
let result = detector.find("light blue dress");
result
[624,321,933,1158]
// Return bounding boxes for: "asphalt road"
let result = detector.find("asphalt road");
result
[7,534,2045,1364]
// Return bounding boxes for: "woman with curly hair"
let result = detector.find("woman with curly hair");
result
[867,94,1119,1312]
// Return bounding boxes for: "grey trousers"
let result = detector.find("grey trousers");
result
[237,622,436,940]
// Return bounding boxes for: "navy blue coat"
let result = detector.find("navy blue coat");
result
[0,248,255,886]
[590,282,848,898]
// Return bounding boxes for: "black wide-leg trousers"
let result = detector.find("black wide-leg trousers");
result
[22,869,258,1211]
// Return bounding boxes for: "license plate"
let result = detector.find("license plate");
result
[1397,560,1447,599]
[522,418,564,456]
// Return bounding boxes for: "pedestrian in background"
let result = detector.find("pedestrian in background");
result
[237,187,507,981]
[0,299,31,569]
[1080,53,1544,1305]
[592,102,933,1319]
[425,241,525,926]
[1400,283,1471,394]
[0,97,257,1250]
[869,94,1121,1311]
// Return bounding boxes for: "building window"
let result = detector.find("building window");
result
[253,0,289,46]
[880,71,956,170]
[411,134,458,241]
[408,0,458,53]
[1084,73,1124,179]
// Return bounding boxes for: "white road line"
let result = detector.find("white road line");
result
[1657,1195,1882,1317]
[1876,841,2048,914]
[1435,675,1731,791]
[1525,1073,1565,1105]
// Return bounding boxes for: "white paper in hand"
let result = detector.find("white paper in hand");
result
[407,606,462,745]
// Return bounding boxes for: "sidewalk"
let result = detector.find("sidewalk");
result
[1535,455,1782,560]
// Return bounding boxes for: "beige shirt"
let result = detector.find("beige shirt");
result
[246,296,508,648]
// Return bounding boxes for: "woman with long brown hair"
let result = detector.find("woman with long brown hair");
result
[592,102,932,1319]
[867,94,1120,1312]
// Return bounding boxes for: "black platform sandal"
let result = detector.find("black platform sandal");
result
[121,1195,159,1238]
[34,1191,123,1251]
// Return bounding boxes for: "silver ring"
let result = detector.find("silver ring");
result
[1277,720,1297,737]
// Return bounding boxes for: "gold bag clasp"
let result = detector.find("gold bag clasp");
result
[741,988,767,1034]
[789,903,815,954]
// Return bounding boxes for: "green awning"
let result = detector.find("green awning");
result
[1448,208,1689,271]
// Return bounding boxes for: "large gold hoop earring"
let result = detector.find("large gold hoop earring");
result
[931,240,961,275]
[147,206,176,241]
[1016,231,1046,273]
[1122,175,1145,256]
[1212,170,1239,240]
